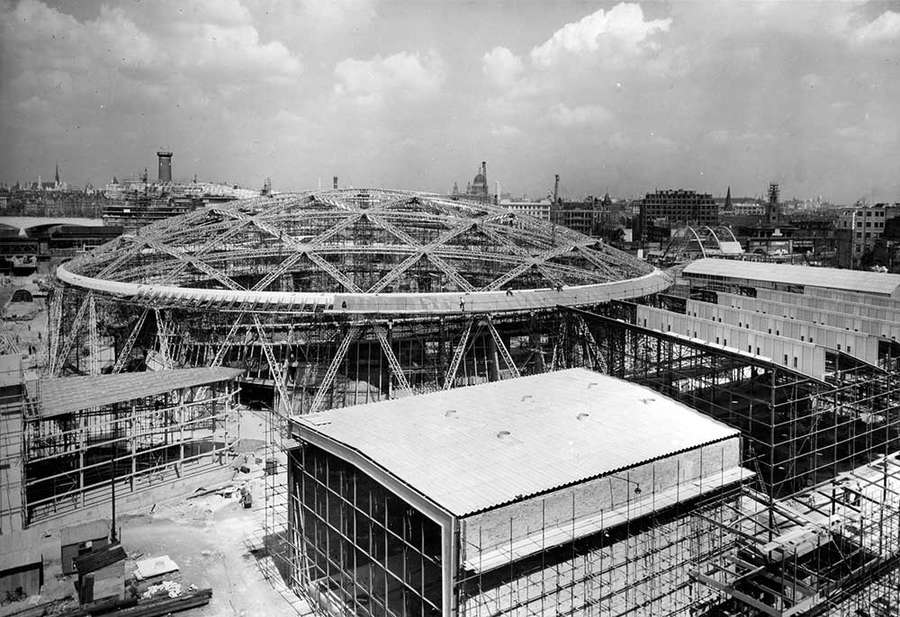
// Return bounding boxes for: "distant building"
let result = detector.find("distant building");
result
[500,198,551,220]
[766,182,782,226]
[639,189,718,244]
[464,162,490,204]
[730,201,766,216]
[101,152,260,231]
[157,151,173,183]
[551,197,607,237]
[838,204,887,266]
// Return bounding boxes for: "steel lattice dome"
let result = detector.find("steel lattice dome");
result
[57,189,670,314]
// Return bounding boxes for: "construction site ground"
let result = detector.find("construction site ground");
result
[1,407,309,617]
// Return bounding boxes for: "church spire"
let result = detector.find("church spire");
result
[724,185,732,210]
[55,162,60,185]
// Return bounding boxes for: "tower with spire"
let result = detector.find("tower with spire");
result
[55,162,60,187]
[724,186,732,211]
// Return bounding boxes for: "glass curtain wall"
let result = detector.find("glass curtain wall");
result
[291,444,443,617]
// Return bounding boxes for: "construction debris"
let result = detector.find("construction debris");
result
[133,556,178,581]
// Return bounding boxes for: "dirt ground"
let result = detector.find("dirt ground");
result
[118,484,301,617]
[105,408,307,617]
[0,393,309,617]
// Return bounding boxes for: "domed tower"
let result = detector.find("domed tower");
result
[468,161,489,203]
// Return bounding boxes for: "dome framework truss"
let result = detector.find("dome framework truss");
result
[59,189,660,312]
[51,189,669,413]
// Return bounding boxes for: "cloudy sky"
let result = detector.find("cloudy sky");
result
[1,0,899,202]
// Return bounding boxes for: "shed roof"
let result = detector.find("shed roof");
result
[682,258,900,298]
[293,368,739,517]
[36,367,243,418]
[74,544,127,575]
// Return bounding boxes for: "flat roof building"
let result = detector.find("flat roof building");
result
[287,369,749,617]
[683,257,900,298]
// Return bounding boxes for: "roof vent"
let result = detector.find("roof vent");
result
[444,409,457,418]
[497,430,511,439]
[577,412,590,421]
[521,395,533,402]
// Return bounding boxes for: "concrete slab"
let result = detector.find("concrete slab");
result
[134,555,179,580]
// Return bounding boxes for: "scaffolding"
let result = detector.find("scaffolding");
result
[692,452,900,616]
[457,480,747,617]
[566,305,900,501]
[14,372,239,525]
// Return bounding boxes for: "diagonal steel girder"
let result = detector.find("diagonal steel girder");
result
[575,245,624,280]
[366,214,473,291]
[484,317,520,378]
[157,218,254,285]
[154,308,174,368]
[483,244,579,291]
[478,226,581,290]
[253,315,292,414]
[211,312,246,367]
[308,326,360,414]
[211,205,366,292]
[574,314,608,373]
[46,288,63,373]
[250,253,304,292]
[486,241,605,290]
[373,327,412,397]
[88,295,100,376]
[112,308,149,374]
[52,292,92,376]
[306,252,362,293]
[367,221,477,293]
[143,236,245,291]
[443,320,474,390]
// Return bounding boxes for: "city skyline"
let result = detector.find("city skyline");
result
[2,1,899,203]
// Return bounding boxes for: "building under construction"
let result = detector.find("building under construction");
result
[288,369,750,617]
[0,367,242,532]
[560,258,900,615]
[44,189,900,615]
[50,189,668,406]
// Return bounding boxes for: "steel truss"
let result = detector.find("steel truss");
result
[59,190,655,303]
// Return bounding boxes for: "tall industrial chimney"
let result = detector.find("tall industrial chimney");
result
[767,182,780,226]
[157,151,173,183]
[333,176,338,190]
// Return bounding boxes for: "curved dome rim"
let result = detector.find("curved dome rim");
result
[56,262,672,315]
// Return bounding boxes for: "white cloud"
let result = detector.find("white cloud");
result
[530,3,671,67]
[482,46,524,88]
[1,1,303,95]
[334,51,445,106]
[490,124,522,138]
[243,0,376,42]
[853,11,900,44]
[548,103,612,127]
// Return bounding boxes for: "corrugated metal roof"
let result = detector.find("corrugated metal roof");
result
[37,367,243,417]
[293,368,739,517]
[682,258,900,298]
